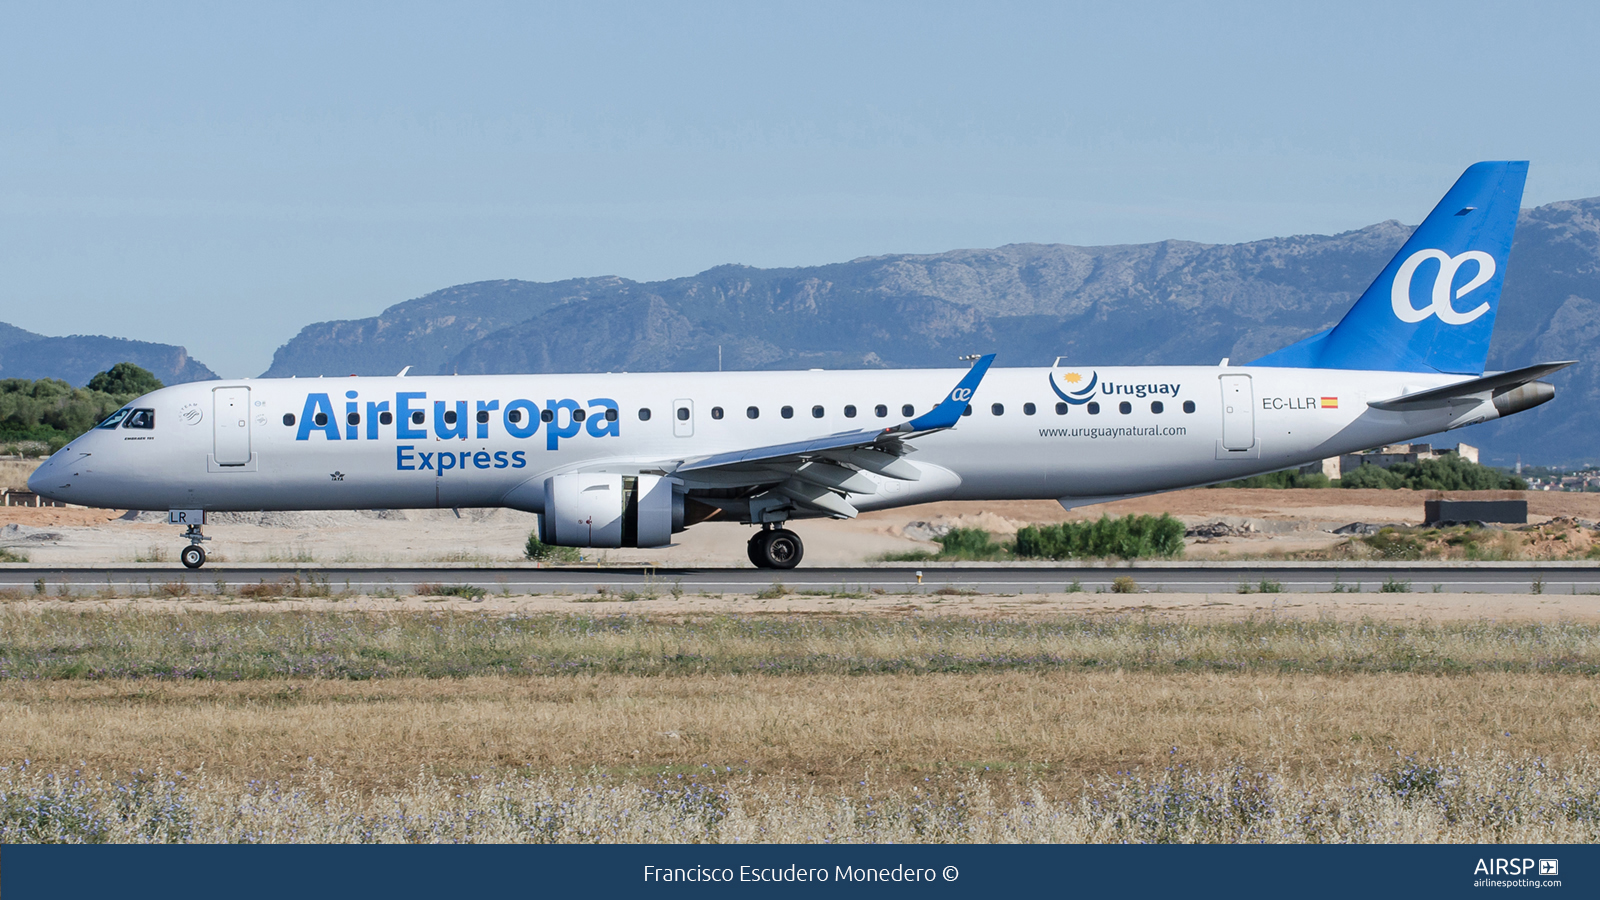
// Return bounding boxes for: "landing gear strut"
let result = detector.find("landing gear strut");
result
[180,525,209,569]
[747,526,803,569]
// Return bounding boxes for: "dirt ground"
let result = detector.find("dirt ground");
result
[3,487,1599,567]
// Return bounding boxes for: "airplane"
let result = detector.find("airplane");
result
[29,161,1569,570]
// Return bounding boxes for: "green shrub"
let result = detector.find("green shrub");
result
[524,530,581,563]
[1212,470,1331,489]
[1015,514,1185,560]
[881,527,1011,561]
[1341,455,1525,491]
[932,527,1007,560]
[1359,528,1425,560]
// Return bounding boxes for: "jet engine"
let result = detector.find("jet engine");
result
[537,473,683,548]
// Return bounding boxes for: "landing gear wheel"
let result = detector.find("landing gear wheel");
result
[181,545,206,569]
[747,531,771,568]
[760,529,803,570]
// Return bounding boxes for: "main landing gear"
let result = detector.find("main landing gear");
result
[747,526,803,569]
[179,524,209,569]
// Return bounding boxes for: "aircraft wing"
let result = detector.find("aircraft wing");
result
[668,354,995,518]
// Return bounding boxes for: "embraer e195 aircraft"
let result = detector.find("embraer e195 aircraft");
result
[30,162,1570,569]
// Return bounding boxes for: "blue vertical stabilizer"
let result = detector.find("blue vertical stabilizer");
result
[1249,161,1527,374]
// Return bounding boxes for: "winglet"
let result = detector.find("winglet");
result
[903,354,995,432]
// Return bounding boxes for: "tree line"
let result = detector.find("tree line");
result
[0,363,164,454]
[1215,453,1527,491]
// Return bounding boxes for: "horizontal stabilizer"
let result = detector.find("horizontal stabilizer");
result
[1367,361,1574,411]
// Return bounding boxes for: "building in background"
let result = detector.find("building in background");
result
[1297,443,1479,481]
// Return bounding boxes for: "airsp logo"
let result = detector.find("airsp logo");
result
[1391,249,1496,325]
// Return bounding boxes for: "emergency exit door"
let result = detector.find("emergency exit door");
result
[213,387,252,465]
[673,399,694,437]
[1219,375,1255,451]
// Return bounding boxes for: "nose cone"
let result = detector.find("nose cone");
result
[27,455,61,500]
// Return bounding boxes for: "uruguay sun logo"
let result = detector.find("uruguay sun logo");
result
[1048,369,1099,405]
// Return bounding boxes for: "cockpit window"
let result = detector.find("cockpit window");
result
[97,408,131,429]
[122,408,155,429]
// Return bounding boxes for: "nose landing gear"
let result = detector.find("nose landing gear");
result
[180,525,209,569]
[747,526,803,569]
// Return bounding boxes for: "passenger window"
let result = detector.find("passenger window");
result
[380,411,393,425]
[844,405,857,418]
[991,403,1004,416]
[811,405,824,418]
[574,409,586,422]
[1151,401,1164,414]
[901,404,914,417]
[639,408,652,421]
[476,410,490,424]
[1087,402,1100,415]
[711,407,724,420]
[676,407,689,421]
[961,405,972,417]
[605,408,618,422]
[443,409,457,425]
[1183,400,1196,414]
[1023,402,1036,416]
[508,409,522,424]
[123,408,155,429]
[281,413,296,427]
[781,406,794,419]
[411,411,425,425]
[312,412,328,427]
[747,406,759,419]
[541,409,554,423]
[1055,403,1068,415]
[1119,401,1132,415]
[346,412,360,426]
[98,409,130,429]
[875,404,888,418]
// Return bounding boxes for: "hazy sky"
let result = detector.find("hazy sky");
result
[4,1,1599,377]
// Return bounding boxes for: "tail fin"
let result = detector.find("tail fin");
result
[1249,161,1528,375]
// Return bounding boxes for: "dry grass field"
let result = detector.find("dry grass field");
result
[2,608,1599,842]
[6,671,1596,789]
[0,458,39,491]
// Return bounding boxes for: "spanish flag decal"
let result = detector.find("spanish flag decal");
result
[1320,397,1338,409]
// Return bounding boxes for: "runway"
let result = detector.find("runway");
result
[3,562,1598,595]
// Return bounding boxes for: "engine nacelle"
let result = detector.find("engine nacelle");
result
[537,473,682,548]
[1493,381,1555,417]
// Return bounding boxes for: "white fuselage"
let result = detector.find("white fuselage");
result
[30,364,1491,517]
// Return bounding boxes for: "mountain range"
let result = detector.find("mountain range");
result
[0,324,216,386]
[8,195,1598,465]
